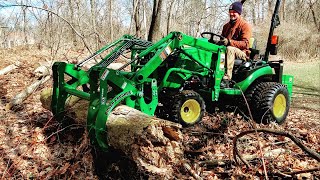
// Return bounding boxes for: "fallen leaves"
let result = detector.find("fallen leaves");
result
[0,46,319,179]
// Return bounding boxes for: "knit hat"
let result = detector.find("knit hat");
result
[229,2,243,15]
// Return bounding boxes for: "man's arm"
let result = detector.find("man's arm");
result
[221,24,229,38]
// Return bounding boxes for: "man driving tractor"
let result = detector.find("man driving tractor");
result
[219,1,252,88]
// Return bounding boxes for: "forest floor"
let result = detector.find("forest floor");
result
[0,46,319,179]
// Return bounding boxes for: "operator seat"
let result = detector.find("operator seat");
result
[234,37,259,63]
[232,38,261,82]
[234,37,259,66]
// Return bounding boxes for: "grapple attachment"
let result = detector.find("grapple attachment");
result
[51,35,156,149]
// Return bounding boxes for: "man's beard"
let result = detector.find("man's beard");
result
[230,18,238,24]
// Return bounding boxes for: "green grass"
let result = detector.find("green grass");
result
[284,61,320,92]
[284,61,320,110]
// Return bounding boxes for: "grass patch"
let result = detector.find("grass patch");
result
[284,61,320,111]
[284,61,320,92]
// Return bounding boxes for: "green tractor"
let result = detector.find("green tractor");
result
[51,0,293,149]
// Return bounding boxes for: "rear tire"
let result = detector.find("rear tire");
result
[171,90,205,126]
[245,81,272,115]
[249,82,290,124]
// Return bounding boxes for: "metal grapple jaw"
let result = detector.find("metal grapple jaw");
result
[51,62,159,150]
[51,62,90,117]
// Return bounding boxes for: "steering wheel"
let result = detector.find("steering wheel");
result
[201,32,224,43]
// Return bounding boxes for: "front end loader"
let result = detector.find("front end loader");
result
[51,0,293,149]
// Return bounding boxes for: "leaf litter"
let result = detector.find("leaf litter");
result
[0,47,319,179]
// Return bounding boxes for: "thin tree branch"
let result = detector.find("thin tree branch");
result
[284,167,320,175]
[233,128,320,164]
[7,4,94,54]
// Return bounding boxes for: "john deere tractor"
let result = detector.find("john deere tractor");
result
[51,0,293,149]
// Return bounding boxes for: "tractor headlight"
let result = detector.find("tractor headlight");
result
[220,53,225,70]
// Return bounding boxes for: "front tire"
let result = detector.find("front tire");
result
[171,90,205,126]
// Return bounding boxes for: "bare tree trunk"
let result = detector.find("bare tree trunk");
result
[256,0,260,23]
[129,0,139,35]
[294,0,301,20]
[134,0,142,37]
[68,0,77,46]
[166,0,175,35]
[48,12,54,56]
[22,6,28,46]
[109,0,114,41]
[252,0,257,25]
[261,0,266,21]
[194,1,208,38]
[308,0,320,32]
[182,0,187,33]
[268,0,274,17]
[148,0,164,41]
[281,0,286,21]
[143,0,148,39]
[90,0,98,48]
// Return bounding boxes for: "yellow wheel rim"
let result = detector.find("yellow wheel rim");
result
[180,99,201,124]
[273,94,286,118]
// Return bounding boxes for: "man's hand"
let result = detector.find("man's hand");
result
[219,38,229,46]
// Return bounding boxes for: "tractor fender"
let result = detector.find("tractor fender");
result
[236,66,274,92]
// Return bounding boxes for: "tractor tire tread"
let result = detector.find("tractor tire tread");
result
[244,81,274,118]
[253,82,289,124]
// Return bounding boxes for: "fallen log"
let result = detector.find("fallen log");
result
[34,61,52,78]
[6,60,123,110]
[40,88,184,179]
[4,61,51,110]
[6,75,51,110]
[0,62,21,76]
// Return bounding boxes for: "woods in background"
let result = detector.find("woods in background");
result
[0,0,319,60]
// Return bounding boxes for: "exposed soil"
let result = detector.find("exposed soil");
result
[0,47,319,179]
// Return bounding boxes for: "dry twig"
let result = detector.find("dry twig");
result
[183,162,203,180]
[233,128,320,162]
[233,128,320,178]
